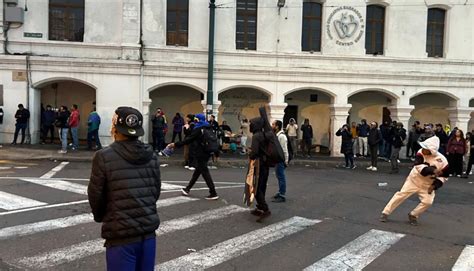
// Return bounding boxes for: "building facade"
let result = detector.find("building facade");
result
[0,0,473,156]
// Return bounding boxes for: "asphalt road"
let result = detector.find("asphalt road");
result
[0,159,472,270]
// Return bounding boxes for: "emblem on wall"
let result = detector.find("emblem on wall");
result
[326,6,364,46]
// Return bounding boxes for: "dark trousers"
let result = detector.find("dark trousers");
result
[466,154,474,175]
[390,146,401,170]
[42,124,55,143]
[344,153,354,167]
[171,131,182,143]
[256,162,270,212]
[105,237,156,271]
[87,129,102,149]
[370,145,378,167]
[448,153,464,175]
[302,138,312,156]
[152,129,165,151]
[186,156,217,195]
[13,123,27,144]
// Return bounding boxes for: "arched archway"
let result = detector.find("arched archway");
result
[409,91,458,126]
[284,88,336,153]
[217,87,270,132]
[148,84,204,143]
[348,89,398,125]
[37,80,96,144]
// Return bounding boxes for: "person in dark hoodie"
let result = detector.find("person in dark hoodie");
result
[357,119,370,157]
[336,124,356,169]
[367,121,382,172]
[168,113,219,200]
[248,116,272,220]
[41,105,56,144]
[88,107,161,271]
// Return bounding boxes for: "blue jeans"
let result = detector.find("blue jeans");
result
[70,127,79,148]
[87,129,102,149]
[275,162,286,197]
[13,123,27,144]
[60,128,69,151]
[106,237,156,271]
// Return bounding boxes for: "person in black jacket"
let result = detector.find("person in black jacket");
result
[183,114,195,170]
[12,104,30,145]
[367,121,382,171]
[56,106,70,154]
[248,117,272,220]
[168,113,219,200]
[300,118,313,158]
[88,107,161,271]
[336,124,356,169]
[389,122,407,174]
[41,105,56,144]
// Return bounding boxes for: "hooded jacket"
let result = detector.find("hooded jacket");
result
[88,139,161,247]
[249,117,266,161]
[175,114,211,159]
[410,136,449,191]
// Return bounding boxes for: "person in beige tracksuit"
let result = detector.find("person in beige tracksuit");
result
[380,136,449,225]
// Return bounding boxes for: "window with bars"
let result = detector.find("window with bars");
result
[167,0,189,46]
[302,1,322,52]
[49,0,84,42]
[365,5,385,55]
[236,0,257,50]
[426,8,445,57]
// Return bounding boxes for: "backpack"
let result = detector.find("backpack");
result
[285,133,294,162]
[201,127,219,154]
[263,131,285,167]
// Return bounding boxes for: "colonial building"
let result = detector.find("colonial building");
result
[0,0,473,156]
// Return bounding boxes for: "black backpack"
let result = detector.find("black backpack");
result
[284,133,293,162]
[201,127,219,154]
[263,131,285,167]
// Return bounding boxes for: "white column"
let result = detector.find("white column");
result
[330,104,352,157]
[448,107,473,134]
[269,103,288,122]
[201,100,221,120]
[29,87,41,144]
[387,105,414,159]
[142,99,152,143]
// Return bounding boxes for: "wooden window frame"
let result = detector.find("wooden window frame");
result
[236,0,258,50]
[49,0,85,42]
[301,1,322,52]
[166,0,189,46]
[426,8,445,58]
[365,5,385,55]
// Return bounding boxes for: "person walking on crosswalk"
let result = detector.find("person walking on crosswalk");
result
[88,107,161,271]
[168,113,219,200]
[380,136,448,226]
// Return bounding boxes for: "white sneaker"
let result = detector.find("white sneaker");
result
[366,166,373,170]
[372,167,378,171]
[184,166,189,169]
[58,150,67,154]
[188,167,195,171]
[397,159,401,163]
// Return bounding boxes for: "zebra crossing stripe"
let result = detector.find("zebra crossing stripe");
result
[155,216,321,270]
[0,196,197,240]
[452,245,474,271]
[0,191,47,210]
[161,183,184,190]
[40,162,69,178]
[303,229,405,271]
[20,178,88,195]
[14,204,247,269]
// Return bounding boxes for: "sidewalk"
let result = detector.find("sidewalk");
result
[0,144,414,169]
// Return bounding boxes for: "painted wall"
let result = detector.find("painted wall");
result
[348,92,391,124]
[285,90,331,147]
[218,88,270,133]
[409,93,452,127]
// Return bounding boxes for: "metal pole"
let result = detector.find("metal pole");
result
[206,0,216,118]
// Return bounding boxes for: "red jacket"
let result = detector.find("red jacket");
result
[68,110,80,128]
[447,138,466,155]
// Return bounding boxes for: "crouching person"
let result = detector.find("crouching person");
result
[88,107,161,271]
[379,136,448,226]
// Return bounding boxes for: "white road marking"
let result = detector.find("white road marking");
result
[452,245,474,271]
[0,196,197,240]
[0,200,89,216]
[0,166,12,170]
[161,184,244,194]
[156,216,321,270]
[303,229,405,271]
[20,178,88,195]
[40,162,69,178]
[14,205,247,269]
[0,191,47,210]
[161,183,184,190]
